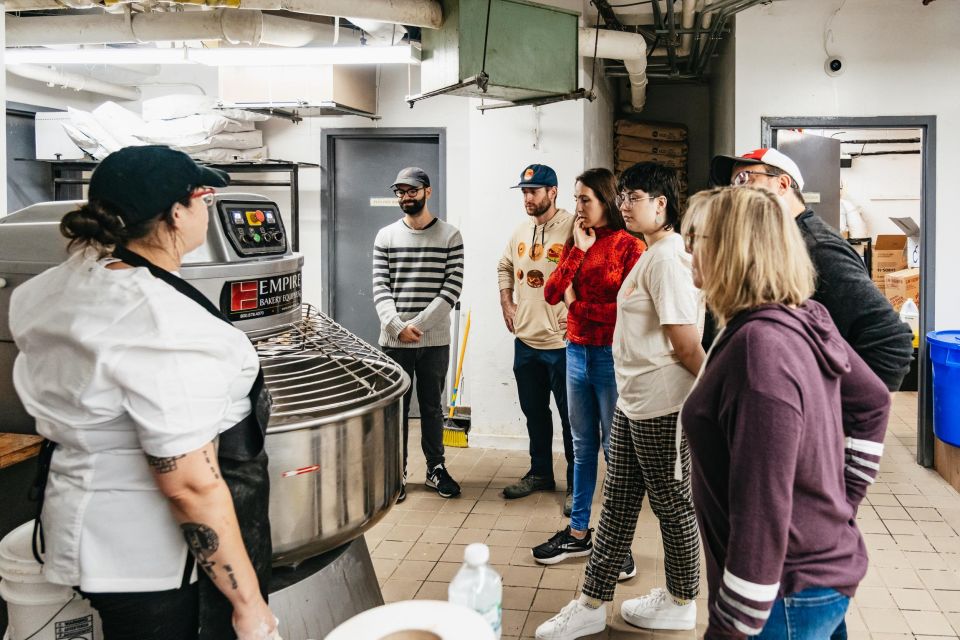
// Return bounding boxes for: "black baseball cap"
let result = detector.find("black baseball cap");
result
[512,164,558,189]
[390,167,431,189]
[88,145,230,225]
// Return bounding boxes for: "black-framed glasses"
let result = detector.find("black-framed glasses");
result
[615,192,658,209]
[731,170,782,186]
[684,230,709,253]
[393,187,424,198]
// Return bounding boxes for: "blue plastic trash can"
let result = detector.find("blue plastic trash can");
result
[929,330,960,447]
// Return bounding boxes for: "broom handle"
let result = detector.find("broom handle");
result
[448,310,472,419]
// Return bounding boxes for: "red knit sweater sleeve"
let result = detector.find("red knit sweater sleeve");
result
[544,240,583,305]
[624,235,646,272]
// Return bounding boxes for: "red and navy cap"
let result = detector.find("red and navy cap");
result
[710,148,805,191]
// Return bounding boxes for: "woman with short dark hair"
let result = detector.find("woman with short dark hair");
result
[531,168,645,581]
[536,162,705,639]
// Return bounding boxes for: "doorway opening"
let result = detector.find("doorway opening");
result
[762,116,937,468]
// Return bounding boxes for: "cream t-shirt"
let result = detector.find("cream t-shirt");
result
[613,232,704,420]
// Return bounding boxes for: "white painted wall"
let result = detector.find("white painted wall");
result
[734,0,960,329]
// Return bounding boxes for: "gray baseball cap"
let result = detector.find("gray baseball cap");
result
[390,167,431,189]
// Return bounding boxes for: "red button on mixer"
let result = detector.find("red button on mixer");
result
[255,210,266,223]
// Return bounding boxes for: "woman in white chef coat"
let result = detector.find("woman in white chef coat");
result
[10,145,277,640]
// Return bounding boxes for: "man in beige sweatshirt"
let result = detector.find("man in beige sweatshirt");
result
[498,164,575,514]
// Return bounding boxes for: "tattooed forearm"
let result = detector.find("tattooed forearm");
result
[181,523,220,580]
[224,564,239,590]
[203,449,221,480]
[147,454,186,473]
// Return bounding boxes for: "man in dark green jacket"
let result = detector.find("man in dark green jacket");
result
[710,148,914,390]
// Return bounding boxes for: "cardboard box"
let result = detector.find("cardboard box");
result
[884,268,919,311]
[873,235,908,293]
[890,217,920,268]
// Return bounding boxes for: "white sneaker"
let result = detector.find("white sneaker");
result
[621,587,696,631]
[535,599,607,640]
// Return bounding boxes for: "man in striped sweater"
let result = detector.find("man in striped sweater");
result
[373,167,464,501]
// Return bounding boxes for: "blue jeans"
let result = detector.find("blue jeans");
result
[756,587,849,639]
[513,339,574,485]
[566,343,618,532]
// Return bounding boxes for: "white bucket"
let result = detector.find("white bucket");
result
[0,521,101,640]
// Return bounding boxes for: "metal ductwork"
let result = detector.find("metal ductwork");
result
[7,63,141,99]
[7,9,332,47]
[579,27,647,111]
[3,0,444,30]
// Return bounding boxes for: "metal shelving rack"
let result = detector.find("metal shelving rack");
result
[44,159,317,252]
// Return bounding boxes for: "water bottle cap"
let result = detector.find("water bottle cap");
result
[464,543,490,566]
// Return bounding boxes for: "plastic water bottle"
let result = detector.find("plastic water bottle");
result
[900,298,920,348]
[448,543,502,639]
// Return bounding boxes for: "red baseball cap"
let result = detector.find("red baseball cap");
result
[711,148,805,191]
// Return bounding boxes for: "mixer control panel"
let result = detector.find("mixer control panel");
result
[217,199,288,257]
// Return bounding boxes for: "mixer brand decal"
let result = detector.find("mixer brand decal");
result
[220,271,302,320]
[56,614,94,639]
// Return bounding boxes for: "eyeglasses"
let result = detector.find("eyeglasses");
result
[615,192,658,209]
[684,230,709,253]
[393,187,424,199]
[731,170,783,186]
[191,187,216,207]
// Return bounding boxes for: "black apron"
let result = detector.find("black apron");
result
[31,247,273,640]
[112,246,273,640]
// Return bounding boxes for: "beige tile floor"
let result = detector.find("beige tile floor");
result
[365,392,960,639]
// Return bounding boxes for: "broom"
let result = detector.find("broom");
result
[443,310,471,448]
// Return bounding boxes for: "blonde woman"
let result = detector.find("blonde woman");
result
[680,187,890,640]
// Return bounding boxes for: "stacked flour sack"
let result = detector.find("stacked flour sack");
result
[61,94,268,161]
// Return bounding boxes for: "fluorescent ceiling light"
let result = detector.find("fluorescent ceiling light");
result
[3,44,421,67]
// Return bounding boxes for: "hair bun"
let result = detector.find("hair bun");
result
[60,203,125,249]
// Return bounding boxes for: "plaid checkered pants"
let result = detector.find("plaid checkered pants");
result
[582,408,701,602]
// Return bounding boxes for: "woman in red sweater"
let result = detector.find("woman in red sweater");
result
[532,168,645,571]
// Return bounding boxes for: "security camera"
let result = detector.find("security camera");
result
[824,56,845,77]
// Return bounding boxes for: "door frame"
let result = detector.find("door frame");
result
[319,127,447,317]
[762,115,937,467]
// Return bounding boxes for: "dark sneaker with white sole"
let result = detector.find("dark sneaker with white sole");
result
[619,552,637,581]
[396,471,407,503]
[503,473,556,499]
[425,463,461,498]
[532,526,593,564]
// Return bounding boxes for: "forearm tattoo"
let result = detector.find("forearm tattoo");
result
[181,523,220,580]
[224,564,239,590]
[146,454,186,474]
[203,449,221,480]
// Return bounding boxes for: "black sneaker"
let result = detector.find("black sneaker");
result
[396,470,407,503]
[532,526,593,565]
[618,552,637,581]
[425,464,461,498]
[502,473,556,499]
[563,487,573,517]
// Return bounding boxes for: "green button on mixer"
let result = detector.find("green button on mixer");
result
[253,233,262,243]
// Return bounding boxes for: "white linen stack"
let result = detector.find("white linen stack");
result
[61,95,269,162]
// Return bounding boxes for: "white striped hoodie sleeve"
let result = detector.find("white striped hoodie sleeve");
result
[409,228,464,331]
[707,391,802,639]
[839,341,892,510]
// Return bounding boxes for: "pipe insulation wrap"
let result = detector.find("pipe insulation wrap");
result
[8,63,141,99]
[578,27,647,110]
[7,9,321,46]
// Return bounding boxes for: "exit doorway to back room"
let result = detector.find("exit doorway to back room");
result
[762,116,937,472]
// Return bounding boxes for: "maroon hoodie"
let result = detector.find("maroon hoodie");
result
[681,301,891,639]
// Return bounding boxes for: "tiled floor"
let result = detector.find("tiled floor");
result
[365,392,960,639]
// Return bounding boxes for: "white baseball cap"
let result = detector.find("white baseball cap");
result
[711,148,805,191]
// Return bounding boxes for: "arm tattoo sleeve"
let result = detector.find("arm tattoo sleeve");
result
[181,523,220,580]
[146,454,186,474]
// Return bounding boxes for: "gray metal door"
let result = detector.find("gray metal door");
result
[323,130,444,347]
[775,132,842,229]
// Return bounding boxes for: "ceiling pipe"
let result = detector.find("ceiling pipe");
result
[6,9,328,47]
[579,27,647,111]
[3,0,444,29]
[7,63,141,99]
[347,17,407,45]
[646,0,695,57]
